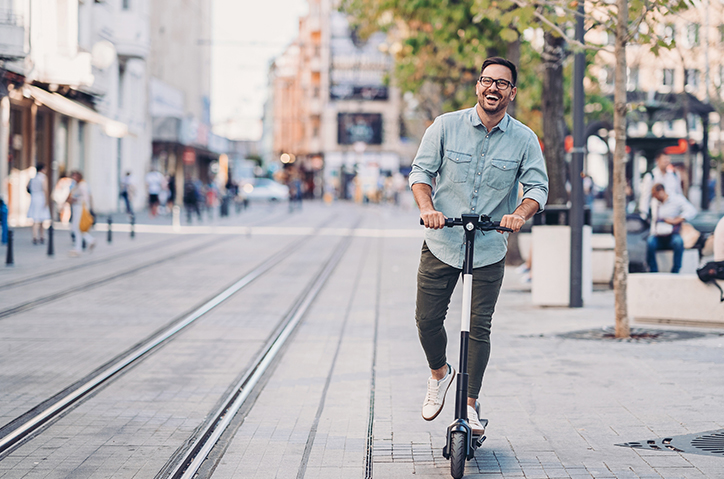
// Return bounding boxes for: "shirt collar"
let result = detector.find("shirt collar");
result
[469,107,510,132]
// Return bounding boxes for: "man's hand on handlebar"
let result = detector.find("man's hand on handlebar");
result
[419,209,447,229]
[498,213,526,234]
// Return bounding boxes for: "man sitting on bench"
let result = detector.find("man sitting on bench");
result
[646,183,697,273]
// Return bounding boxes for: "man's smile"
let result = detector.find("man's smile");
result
[483,92,502,108]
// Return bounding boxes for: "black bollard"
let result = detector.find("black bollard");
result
[130,214,135,238]
[107,216,112,243]
[47,224,54,256]
[5,230,13,266]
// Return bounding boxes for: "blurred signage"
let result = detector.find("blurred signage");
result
[330,85,388,101]
[329,12,391,102]
[150,78,185,118]
[183,147,196,165]
[338,113,383,145]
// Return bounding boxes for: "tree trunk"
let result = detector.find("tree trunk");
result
[613,0,630,338]
[541,32,568,206]
[506,38,521,119]
[505,38,524,265]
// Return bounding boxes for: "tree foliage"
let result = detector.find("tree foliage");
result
[341,0,516,120]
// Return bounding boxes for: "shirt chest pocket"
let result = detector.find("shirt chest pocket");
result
[443,150,473,183]
[486,158,518,190]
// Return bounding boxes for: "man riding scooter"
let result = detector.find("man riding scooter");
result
[412,57,549,434]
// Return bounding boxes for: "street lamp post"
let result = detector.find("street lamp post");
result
[570,1,586,308]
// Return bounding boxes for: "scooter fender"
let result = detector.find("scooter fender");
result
[442,419,475,460]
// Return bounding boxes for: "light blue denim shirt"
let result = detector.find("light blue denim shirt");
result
[409,107,549,269]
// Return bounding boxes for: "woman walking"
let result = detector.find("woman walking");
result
[66,171,95,256]
[27,164,51,244]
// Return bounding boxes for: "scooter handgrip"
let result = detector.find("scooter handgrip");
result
[419,218,457,227]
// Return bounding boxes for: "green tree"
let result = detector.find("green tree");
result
[344,0,693,337]
[341,0,538,124]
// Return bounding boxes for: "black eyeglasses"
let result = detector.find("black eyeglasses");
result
[479,76,514,90]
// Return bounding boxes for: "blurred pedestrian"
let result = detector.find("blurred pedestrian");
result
[166,175,176,212]
[714,215,724,262]
[27,163,51,244]
[145,168,165,217]
[66,171,95,257]
[205,181,219,217]
[646,184,697,273]
[120,171,135,216]
[639,151,683,219]
[53,172,73,223]
[183,176,202,223]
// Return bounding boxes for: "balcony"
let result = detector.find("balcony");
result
[114,11,150,59]
[34,53,94,88]
[307,97,322,114]
[0,10,26,60]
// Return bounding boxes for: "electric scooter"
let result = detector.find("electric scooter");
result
[420,213,512,479]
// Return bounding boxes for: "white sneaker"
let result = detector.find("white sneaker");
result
[515,264,530,274]
[422,364,456,421]
[467,405,486,435]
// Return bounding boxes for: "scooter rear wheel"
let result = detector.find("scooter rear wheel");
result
[449,430,466,479]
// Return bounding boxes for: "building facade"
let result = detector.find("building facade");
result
[589,1,724,209]
[0,0,150,224]
[149,0,228,200]
[267,0,416,201]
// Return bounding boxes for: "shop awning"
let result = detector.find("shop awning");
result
[24,85,129,138]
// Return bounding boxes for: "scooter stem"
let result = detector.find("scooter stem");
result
[454,214,478,420]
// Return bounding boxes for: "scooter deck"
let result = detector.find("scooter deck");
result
[472,419,489,439]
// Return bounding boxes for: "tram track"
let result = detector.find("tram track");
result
[0,209,332,320]
[0,205,301,293]
[0,235,233,320]
[161,228,356,479]
[0,235,192,292]
[0,212,356,462]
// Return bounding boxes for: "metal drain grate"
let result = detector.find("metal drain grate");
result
[555,327,712,343]
[617,429,724,457]
[692,430,724,456]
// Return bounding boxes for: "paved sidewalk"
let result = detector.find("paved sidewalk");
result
[1,201,722,479]
[211,205,724,479]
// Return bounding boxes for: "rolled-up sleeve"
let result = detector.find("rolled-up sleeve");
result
[679,197,698,221]
[518,135,549,212]
[409,117,444,188]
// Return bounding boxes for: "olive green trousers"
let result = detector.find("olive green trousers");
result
[415,242,505,399]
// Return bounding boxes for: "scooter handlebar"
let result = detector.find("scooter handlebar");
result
[419,217,456,227]
[419,216,513,232]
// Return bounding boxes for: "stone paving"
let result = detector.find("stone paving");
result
[0,200,723,478]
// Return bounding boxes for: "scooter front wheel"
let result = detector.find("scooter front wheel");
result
[449,430,466,479]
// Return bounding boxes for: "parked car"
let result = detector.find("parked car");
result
[241,178,289,202]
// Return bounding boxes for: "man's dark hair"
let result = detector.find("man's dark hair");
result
[480,57,517,87]
[652,183,666,194]
[654,149,668,160]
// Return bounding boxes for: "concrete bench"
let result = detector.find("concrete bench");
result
[654,249,699,274]
[519,232,615,284]
[628,273,724,327]
[519,233,700,281]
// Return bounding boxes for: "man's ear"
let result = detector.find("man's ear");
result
[510,86,517,101]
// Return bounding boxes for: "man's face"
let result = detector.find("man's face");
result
[656,154,671,172]
[653,188,668,202]
[476,64,517,115]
